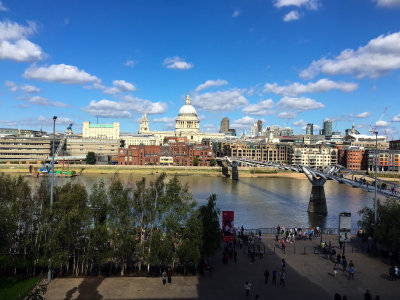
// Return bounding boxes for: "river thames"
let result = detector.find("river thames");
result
[44,172,379,230]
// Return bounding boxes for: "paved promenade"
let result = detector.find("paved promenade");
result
[45,234,400,299]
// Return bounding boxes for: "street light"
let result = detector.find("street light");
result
[374,131,378,228]
[48,115,56,283]
[50,116,57,210]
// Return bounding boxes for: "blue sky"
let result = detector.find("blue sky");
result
[0,0,400,137]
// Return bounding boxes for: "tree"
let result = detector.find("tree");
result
[358,199,400,254]
[86,152,96,165]
[209,159,217,167]
[193,157,199,166]
[198,194,221,258]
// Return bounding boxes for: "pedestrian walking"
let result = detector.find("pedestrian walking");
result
[281,239,285,253]
[254,294,260,300]
[333,263,338,278]
[259,247,264,259]
[167,267,172,284]
[334,293,341,300]
[264,269,269,284]
[364,290,372,300]
[349,265,355,279]
[272,269,277,287]
[342,257,347,272]
[245,281,251,296]
[162,270,167,285]
[279,270,286,288]
[281,258,285,269]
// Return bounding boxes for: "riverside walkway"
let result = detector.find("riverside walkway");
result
[45,234,400,300]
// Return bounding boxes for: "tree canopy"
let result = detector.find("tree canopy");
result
[0,173,221,277]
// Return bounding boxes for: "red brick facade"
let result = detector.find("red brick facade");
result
[118,142,214,166]
[337,147,368,170]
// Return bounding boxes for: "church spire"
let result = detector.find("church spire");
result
[186,91,190,105]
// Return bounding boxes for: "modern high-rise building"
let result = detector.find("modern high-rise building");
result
[220,117,229,133]
[281,127,294,136]
[323,120,333,136]
[306,123,314,135]
[256,120,262,135]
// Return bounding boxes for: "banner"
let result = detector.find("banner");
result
[222,211,234,242]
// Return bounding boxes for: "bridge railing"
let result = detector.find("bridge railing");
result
[242,227,359,235]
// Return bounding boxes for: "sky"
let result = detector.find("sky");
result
[0,0,400,137]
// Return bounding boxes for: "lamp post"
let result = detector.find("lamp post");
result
[374,131,378,228]
[48,116,57,283]
[50,116,57,210]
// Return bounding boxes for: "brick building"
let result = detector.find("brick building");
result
[337,147,368,170]
[118,142,214,166]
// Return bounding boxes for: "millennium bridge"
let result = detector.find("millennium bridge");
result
[217,157,400,214]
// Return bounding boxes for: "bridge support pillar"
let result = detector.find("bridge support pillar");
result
[301,166,328,215]
[231,162,239,181]
[308,185,327,214]
[222,166,230,178]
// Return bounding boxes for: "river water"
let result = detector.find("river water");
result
[36,172,379,230]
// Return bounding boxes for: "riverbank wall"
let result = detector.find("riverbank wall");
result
[0,164,308,179]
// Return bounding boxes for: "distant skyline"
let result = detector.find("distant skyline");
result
[0,0,399,137]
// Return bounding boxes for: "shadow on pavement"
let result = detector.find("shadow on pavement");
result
[75,276,104,300]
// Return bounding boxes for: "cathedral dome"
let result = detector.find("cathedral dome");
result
[178,104,197,117]
[178,93,198,117]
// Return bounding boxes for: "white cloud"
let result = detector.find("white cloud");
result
[20,84,40,93]
[231,116,260,129]
[242,99,274,115]
[38,115,72,126]
[392,114,400,122]
[28,96,70,107]
[124,60,136,67]
[122,95,167,114]
[277,111,297,119]
[163,56,194,70]
[0,20,37,40]
[283,10,300,22]
[232,10,240,17]
[374,0,400,8]
[376,120,391,127]
[273,0,319,10]
[82,95,167,118]
[5,80,17,92]
[0,39,43,62]
[0,20,43,62]
[300,31,400,79]
[4,81,41,93]
[277,96,324,111]
[82,99,132,118]
[293,119,307,127]
[0,1,8,11]
[23,64,100,84]
[191,89,247,112]
[264,78,358,96]
[153,117,176,123]
[103,79,136,94]
[195,79,228,92]
[355,112,371,118]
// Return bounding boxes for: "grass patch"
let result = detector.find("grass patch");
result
[0,277,41,300]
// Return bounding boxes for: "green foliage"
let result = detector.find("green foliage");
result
[0,172,211,277]
[0,277,41,300]
[209,159,217,167]
[358,199,400,253]
[193,157,199,166]
[86,151,96,164]
[198,194,221,257]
